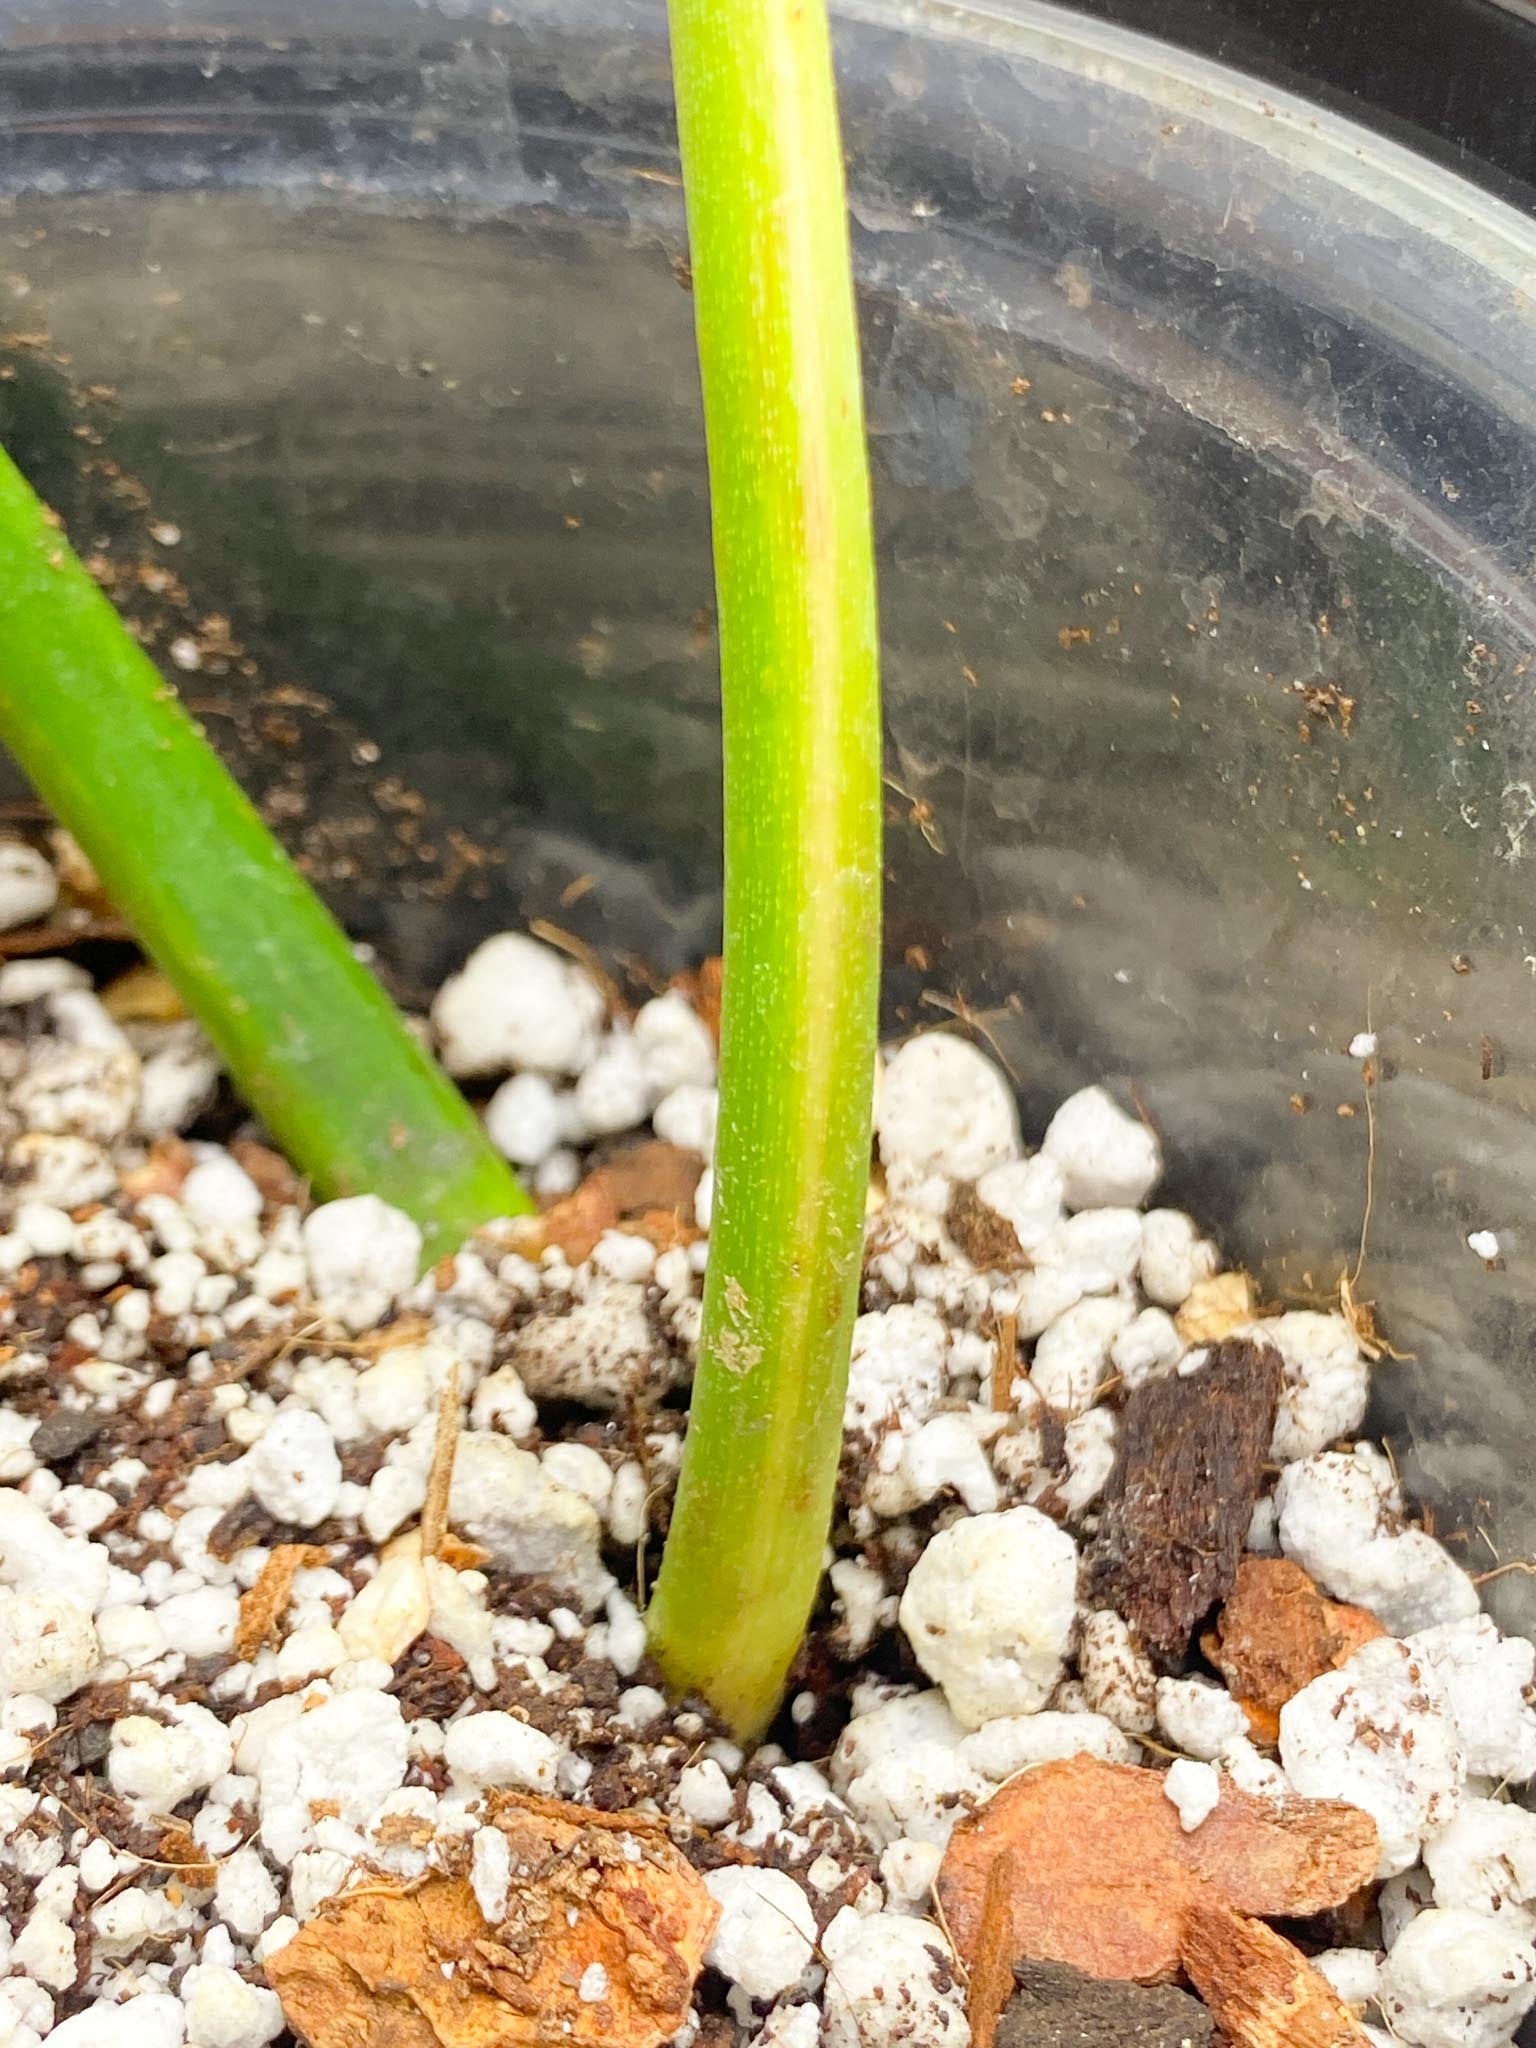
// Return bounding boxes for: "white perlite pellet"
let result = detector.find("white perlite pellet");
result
[0,841,58,932]
[431,931,605,1078]
[899,1506,1078,1726]
[1424,1797,1536,1923]
[444,1711,564,1792]
[821,1909,970,2048]
[877,1033,1020,1182]
[0,1589,98,1703]
[704,1868,817,2003]
[1041,1084,1161,1210]
[1163,1757,1220,1832]
[244,1407,343,1527]
[302,1196,422,1333]
[1276,1444,1480,1638]
[1280,1637,1465,1877]
[1378,1907,1536,2048]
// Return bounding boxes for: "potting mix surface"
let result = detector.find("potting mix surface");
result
[0,840,1529,2048]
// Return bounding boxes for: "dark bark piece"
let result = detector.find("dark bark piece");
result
[1084,1338,1282,1658]
[30,1405,109,1464]
[206,1492,283,1560]
[999,1957,1216,2048]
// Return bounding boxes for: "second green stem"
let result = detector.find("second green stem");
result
[0,447,529,1256]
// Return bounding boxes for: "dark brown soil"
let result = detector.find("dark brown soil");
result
[999,1957,1217,2048]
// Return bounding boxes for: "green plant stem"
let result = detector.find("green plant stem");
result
[0,447,530,1255]
[646,0,882,1738]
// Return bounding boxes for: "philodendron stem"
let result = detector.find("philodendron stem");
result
[0,447,530,1256]
[646,0,882,1737]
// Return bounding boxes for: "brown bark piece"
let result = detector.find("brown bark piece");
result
[937,1755,1378,1987]
[669,955,723,1044]
[235,1542,327,1660]
[121,1136,196,1203]
[1203,1558,1386,1743]
[1175,1272,1259,1344]
[968,1849,1021,2048]
[50,827,111,912]
[153,1824,216,1888]
[522,1181,611,1265]
[946,1182,1025,1271]
[998,1959,1217,2048]
[351,1312,436,1358]
[229,1139,307,1210]
[1181,1901,1375,2048]
[418,1361,461,1559]
[0,914,134,957]
[268,1794,717,2048]
[527,1141,704,1264]
[589,1140,703,1220]
[626,1206,699,1256]
[102,964,187,1022]
[1084,1338,1282,1657]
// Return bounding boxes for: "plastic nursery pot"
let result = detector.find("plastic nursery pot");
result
[3,1,1536,1650]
